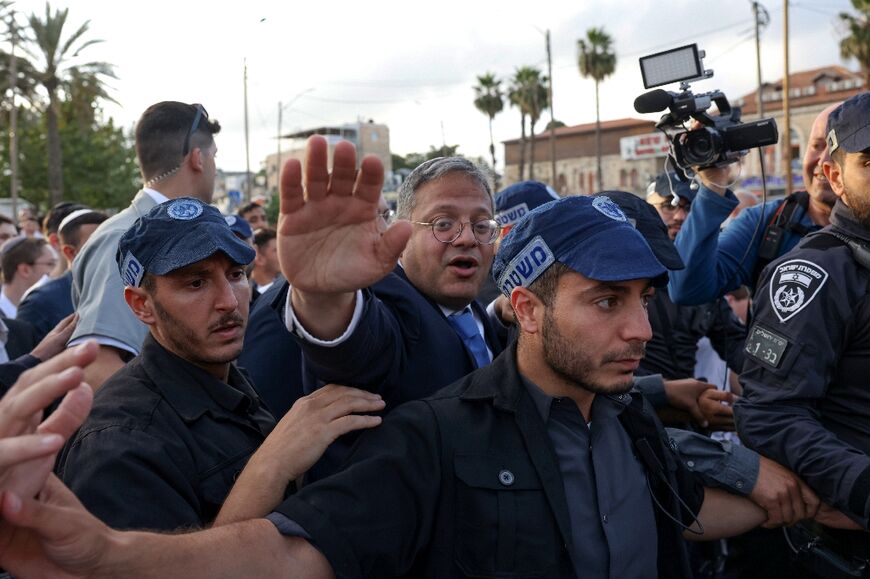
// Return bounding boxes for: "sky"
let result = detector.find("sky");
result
[8,0,859,174]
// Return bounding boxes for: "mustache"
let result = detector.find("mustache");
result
[209,312,244,333]
[601,342,646,363]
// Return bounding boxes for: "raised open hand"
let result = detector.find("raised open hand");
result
[278,136,412,294]
[0,341,96,502]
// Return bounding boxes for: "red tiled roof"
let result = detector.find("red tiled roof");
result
[502,118,652,144]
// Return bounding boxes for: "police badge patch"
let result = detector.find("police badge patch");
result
[769,259,829,323]
[167,199,203,221]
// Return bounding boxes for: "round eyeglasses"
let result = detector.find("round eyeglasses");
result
[411,217,501,245]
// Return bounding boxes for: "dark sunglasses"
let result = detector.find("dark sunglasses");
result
[182,104,209,156]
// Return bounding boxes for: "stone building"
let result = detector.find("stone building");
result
[733,65,864,194]
[503,118,660,196]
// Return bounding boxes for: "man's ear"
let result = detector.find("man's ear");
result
[189,146,205,174]
[823,159,846,201]
[253,249,265,268]
[511,286,544,335]
[124,286,156,325]
[60,244,76,264]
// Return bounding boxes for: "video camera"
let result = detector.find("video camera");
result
[633,44,778,173]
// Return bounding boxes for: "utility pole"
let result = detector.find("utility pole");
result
[276,101,282,195]
[243,59,251,202]
[752,2,768,118]
[546,29,556,189]
[8,12,18,218]
[752,1,769,180]
[783,0,792,195]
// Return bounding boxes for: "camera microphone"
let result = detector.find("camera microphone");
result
[634,89,672,114]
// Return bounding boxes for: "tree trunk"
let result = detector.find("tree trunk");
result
[46,89,64,205]
[595,80,603,192]
[518,114,527,181]
[488,116,499,190]
[529,117,537,180]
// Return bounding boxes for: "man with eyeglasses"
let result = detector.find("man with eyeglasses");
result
[272,136,503,419]
[0,237,57,319]
[68,102,221,389]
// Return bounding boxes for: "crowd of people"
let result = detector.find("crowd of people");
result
[0,93,867,578]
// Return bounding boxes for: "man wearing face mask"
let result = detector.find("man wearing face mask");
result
[669,102,842,305]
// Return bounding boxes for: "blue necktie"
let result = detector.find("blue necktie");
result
[448,308,491,369]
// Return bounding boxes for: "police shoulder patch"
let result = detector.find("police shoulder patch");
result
[591,196,627,222]
[768,258,829,323]
[225,215,238,227]
[167,199,203,221]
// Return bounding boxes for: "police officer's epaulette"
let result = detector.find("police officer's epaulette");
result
[812,230,870,273]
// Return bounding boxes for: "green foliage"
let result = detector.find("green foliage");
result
[392,145,461,171]
[0,103,138,212]
[577,27,616,83]
[265,192,280,226]
[840,0,870,81]
[473,73,504,120]
[509,66,549,179]
[23,2,116,204]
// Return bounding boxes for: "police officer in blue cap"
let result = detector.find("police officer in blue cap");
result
[477,180,561,305]
[737,92,870,567]
[53,198,384,533]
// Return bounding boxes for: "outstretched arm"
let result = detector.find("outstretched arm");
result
[216,384,384,525]
[279,136,411,340]
[685,487,767,541]
[0,475,333,579]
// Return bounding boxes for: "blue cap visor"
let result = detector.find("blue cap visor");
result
[556,226,668,287]
[147,221,255,276]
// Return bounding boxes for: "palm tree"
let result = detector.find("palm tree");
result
[578,27,616,192]
[839,0,870,86]
[473,72,504,186]
[522,70,548,181]
[510,66,548,181]
[508,72,528,181]
[24,3,115,205]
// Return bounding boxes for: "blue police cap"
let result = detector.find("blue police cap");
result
[593,191,685,271]
[492,195,667,297]
[225,214,253,240]
[117,197,256,287]
[494,180,560,228]
[651,172,696,202]
[826,92,870,154]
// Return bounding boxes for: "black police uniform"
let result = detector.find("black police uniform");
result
[270,343,704,579]
[56,335,276,531]
[641,291,746,380]
[736,200,870,532]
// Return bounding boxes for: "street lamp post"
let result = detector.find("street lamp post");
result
[276,88,314,192]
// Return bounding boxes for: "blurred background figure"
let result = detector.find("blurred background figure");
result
[238,201,269,230]
[18,209,107,342]
[0,237,56,319]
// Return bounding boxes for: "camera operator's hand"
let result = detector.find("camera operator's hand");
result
[695,165,731,196]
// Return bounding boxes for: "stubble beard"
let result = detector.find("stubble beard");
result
[541,308,641,396]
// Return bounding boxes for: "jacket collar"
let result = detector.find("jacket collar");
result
[460,340,525,412]
[138,334,260,422]
[831,199,870,243]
